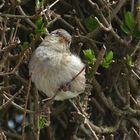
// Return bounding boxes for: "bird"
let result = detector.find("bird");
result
[29,29,85,101]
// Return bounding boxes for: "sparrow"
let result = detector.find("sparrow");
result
[29,29,85,100]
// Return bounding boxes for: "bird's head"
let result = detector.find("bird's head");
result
[42,29,72,52]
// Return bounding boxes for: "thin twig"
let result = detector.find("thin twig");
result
[131,69,140,80]
[131,40,140,56]
[0,91,21,110]
[34,88,40,140]
[71,66,85,82]
[22,77,32,140]
[12,19,21,43]
[69,100,99,140]
[3,131,22,140]
[2,93,33,114]
[132,127,139,139]
[87,0,128,46]
[17,6,36,28]
[49,0,60,9]
[0,13,35,19]
[93,45,106,73]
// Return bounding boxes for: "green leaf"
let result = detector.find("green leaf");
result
[105,51,113,62]
[35,17,43,28]
[39,115,46,129]
[84,16,98,32]
[120,23,130,34]
[101,60,110,68]
[101,51,113,68]
[35,17,46,33]
[126,55,132,66]
[35,27,46,33]
[83,49,95,62]
[124,11,135,31]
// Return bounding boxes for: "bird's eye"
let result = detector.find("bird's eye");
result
[51,31,60,36]
[55,31,60,35]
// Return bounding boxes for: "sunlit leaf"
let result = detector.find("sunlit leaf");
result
[35,17,43,28]
[101,60,110,68]
[105,51,113,62]
[39,115,46,129]
[35,17,46,33]
[83,49,95,62]
[102,51,113,68]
